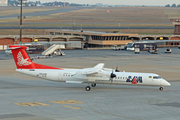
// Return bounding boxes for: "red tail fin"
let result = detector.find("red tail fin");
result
[9,45,35,69]
[9,45,62,70]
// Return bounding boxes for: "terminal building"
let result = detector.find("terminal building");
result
[46,29,138,48]
[46,29,180,48]
[1,30,180,51]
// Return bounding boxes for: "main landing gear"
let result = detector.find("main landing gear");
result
[91,83,96,87]
[159,87,163,91]
[85,86,91,91]
[85,83,97,91]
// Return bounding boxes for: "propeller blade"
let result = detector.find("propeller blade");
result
[109,69,116,83]
[115,65,119,72]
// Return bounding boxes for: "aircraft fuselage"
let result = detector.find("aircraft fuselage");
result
[16,68,170,87]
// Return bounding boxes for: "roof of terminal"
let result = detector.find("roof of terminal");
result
[47,29,138,36]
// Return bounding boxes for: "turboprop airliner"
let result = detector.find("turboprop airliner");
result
[9,45,171,91]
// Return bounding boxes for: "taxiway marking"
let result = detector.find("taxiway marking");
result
[14,102,49,107]
[64,105,81,109]
[50,100,84,104]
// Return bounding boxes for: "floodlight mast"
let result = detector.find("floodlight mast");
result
[18,0,26,44]
[20,0,22,44]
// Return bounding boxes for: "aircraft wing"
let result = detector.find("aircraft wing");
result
[83,63,104,75]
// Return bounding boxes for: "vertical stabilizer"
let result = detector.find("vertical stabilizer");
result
[9,45,35,69]
[9,45,63,70]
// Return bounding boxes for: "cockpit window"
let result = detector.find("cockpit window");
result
[153,76,162,79]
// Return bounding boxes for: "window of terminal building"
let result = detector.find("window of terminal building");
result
[109,37,112,40]
[102,36,105,40]
[50,32,54,35]
[106,36,108,40]
[55,32,62,35]
[64,33,71,36]
[73,34,80,36]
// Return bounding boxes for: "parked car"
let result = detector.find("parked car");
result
[165,48,171,53]
[5,48,12,55]
[112,45,120,51]
[148,49,158,54]
[120,45,125,50]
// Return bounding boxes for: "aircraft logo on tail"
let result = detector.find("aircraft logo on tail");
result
[17,51,32,66]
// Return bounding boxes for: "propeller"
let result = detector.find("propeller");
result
[115,65,119,72]
[109,70,116,83]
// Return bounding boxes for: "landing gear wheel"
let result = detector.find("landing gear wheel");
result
[85,86,91,91]
[91,83,96,87]
[159,87,163,91]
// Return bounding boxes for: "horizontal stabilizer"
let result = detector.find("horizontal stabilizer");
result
[66,81,83,84]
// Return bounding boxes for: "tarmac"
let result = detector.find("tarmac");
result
[0,7,84,19]
[0,48,180,120]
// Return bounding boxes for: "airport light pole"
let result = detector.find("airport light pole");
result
[20,0,22,44]
[18,0,26,44]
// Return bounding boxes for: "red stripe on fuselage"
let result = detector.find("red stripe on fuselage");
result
[33,63,63,70]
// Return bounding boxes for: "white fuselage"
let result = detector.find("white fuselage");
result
[16,68,171,87]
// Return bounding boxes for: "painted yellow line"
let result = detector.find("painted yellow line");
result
[64,105,81,110]
[14,102,49,107]
[50,100,84,104]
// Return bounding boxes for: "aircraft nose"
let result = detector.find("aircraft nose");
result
[162,79,171,86]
